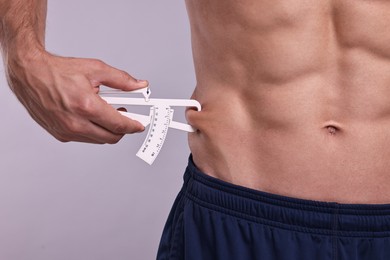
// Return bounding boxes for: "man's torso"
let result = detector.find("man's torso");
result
[185,0,390,203]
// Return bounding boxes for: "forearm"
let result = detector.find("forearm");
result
[0,0,47,60]
[0,1,146,144]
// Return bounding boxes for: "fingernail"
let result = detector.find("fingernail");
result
[137,80,149,86]
[137,127,145,133]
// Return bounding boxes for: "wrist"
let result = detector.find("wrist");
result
[4,41,48,72]
[4,35,45,60]
[2,43,51,92]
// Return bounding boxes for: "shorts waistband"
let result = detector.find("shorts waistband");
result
[183,155,390,237]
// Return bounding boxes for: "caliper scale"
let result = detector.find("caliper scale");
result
[99,87,201,165]
[137,105,173,164]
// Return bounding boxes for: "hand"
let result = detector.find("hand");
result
[5,50,147,144]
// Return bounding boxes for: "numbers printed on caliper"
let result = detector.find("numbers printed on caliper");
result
[99,87,201,165]
[136,106,174,165]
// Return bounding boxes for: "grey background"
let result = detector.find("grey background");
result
[0,1,194,259]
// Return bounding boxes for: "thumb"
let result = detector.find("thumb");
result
[91,61,149,90]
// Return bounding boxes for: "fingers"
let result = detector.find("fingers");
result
[25,92,134,144]
[60,121,126,144]
[48,116,127,144]
[58,94,144,142]
[12,55,148,145]
[87,95,145,135]
[90,60,149,91]
[27,98,124,144]
[82,123,125,144]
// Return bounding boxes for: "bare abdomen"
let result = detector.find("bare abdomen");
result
[187,69,390,204]
[185,0,390,203]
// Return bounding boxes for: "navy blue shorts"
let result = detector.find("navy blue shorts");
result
[157,156,390,260]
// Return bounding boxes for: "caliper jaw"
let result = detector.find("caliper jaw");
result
[99,86,201,165]
[99,87,151,101]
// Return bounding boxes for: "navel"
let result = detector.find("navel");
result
[325,125,339,135]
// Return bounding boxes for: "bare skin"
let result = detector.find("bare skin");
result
[185,0,390,204]
[2,1,390,204]
[0,0,146,144]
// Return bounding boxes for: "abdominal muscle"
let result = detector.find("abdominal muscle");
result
[185,0,390,204]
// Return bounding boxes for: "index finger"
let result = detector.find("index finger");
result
[90,60,149,91]
[89,95,145,134]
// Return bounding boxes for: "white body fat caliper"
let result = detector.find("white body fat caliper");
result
[99,87,201,165]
